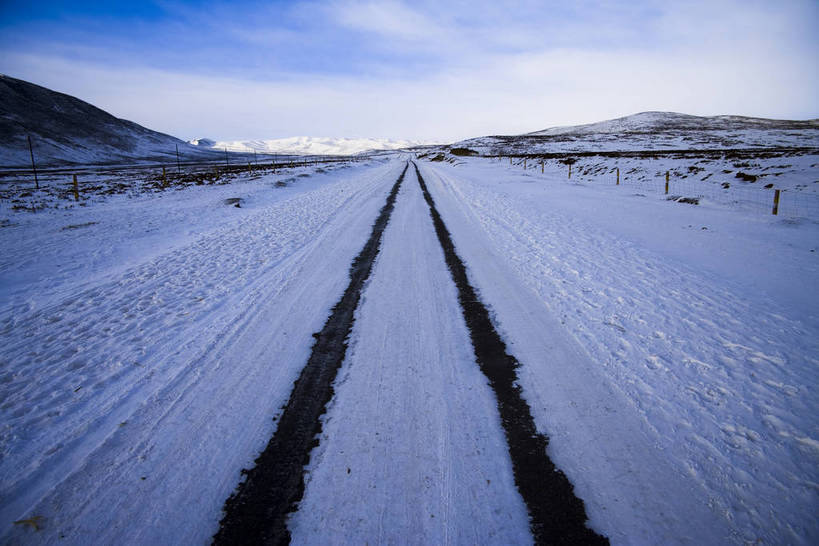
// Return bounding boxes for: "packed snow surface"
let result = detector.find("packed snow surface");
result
[290,171,532,543]
[1,154,817,544]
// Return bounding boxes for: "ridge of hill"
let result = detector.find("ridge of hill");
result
[0,75,223,167]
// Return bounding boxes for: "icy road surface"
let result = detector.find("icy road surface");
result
[1,156,817,545]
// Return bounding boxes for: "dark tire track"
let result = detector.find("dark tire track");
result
[213,163,408,546]
[413,162,609,545]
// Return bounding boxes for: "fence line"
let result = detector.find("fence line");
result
[0,154,368,213]
[502,156,819,220]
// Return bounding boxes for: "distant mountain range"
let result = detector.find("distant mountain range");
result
[189,136,430,157]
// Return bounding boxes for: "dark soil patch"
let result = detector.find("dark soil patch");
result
[213,163,409,546]
[413,162,608,546]
[61,221,98,230]
[667,196,700,205]
[450,147,478,156]
[496,146,817,162]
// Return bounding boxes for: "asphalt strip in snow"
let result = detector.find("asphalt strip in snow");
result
[213,163,409,545]
[413,162,609,546]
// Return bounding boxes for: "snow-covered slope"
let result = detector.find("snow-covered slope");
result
[190,136,427,156]
[528,111,819,136]
[457,111,819,154]
[0,75,223,168]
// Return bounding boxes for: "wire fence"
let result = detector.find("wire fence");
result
[656,176,819,218]
[0,154,367,213]
[503,157,819,220]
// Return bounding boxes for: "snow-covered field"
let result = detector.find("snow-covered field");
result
[420,158,818,544]
[1,153,817,544]
[485,152,819,217]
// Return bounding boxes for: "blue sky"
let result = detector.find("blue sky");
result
[1,0,817,141]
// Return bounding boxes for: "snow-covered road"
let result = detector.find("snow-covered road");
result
[1,155,816,545]
[290,168,532,544]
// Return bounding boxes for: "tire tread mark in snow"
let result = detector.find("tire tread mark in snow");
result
[213,163,409,546]
[413,162,609,546]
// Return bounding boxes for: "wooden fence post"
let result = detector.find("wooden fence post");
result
[772,189,780,215]
[541,160,544,174]
[616,167,620,185]
[523,159,527,169]
[28,135,39,190]
[568,163,572,179]
[162,166,167,187]
[665,171,669,194]
[72,174,79,201]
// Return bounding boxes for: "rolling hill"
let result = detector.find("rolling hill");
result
[0,75,223,168]
[456,111,819,155]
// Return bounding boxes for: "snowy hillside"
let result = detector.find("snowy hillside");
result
[458,111,819,153]
[0,75,224,168]
[190,135,428,156]
[528,111,819,136]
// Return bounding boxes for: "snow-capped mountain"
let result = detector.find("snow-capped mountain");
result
[0,74,224,167]
[189,136,428,156]
[456,111,819,155]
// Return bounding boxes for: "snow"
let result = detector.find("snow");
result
[418,157,819,544]
[1,148,817,544]
[0,159,403,543]
[189,135,431,156]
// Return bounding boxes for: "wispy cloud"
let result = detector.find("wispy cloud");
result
[332,1,445,42]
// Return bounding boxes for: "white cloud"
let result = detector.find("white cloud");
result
[331,0,445,42]
[2,0,816,141]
